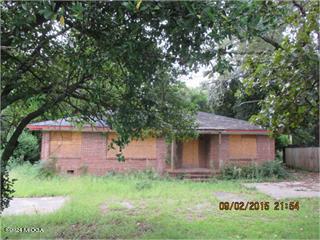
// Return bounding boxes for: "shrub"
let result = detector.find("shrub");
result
[275,134,290,150]
[221,160,288,180]
[259,160,289,179]
[37,157,58,178]
[7,130,39,168]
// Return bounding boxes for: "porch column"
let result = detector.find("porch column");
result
[171,140,176,170]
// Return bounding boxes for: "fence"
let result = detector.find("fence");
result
[284,147,320,172]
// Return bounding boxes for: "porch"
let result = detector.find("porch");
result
[166,134,219,180]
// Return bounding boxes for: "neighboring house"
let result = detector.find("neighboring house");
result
[27,112,275,176]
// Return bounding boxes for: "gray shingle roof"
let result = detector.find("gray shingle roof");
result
[29,112,264,131]
[196,112,264,130]
[30,119,108,128]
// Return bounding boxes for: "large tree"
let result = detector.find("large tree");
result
[243,0,319,144]
[1,1,301,210]
[204,0,319,145]
[1,0,267,211]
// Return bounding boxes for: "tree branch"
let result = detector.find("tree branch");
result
[1,75,89,165]
[292,0,306,17]
[259,35,283,50]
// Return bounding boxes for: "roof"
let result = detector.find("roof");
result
[196,112,264,131]
[29,119,108,128]
[27,112,268,134]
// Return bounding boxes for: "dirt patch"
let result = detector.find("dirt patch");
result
[100,203,108,214]
[178,201,216,221]
[136,221,153,233]
[2,196,69,216]
[56,223,98,239]
[100,200,144,216]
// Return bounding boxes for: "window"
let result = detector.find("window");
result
[229,135,257,159]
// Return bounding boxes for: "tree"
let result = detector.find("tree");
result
[177,85,212,113]
[243,0,319,144]
[2,0,272,211]
[203,1,319,146]
[2,0,308,211]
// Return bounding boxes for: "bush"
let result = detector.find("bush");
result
[259,160,288,179]
[275,135,291,150]
[7,131,39,168]
[37,157,58,178]
[221,160,288,180]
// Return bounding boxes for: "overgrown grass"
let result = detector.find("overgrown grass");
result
[1,163,319,239]
[220,160,289,181]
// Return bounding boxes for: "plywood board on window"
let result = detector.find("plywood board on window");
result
[229,135,256,159]
[107,133,156,159]
[50,132,82,158]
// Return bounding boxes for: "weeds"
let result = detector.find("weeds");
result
[221,160,289,180]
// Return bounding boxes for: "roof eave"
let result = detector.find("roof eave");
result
[197,128,270,135]
[27,125,111,132]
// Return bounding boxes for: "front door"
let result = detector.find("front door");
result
[182,139,199,168]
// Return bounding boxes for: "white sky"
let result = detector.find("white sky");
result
[179,66,210,88]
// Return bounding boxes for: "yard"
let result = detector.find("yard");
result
[1,164,319,239]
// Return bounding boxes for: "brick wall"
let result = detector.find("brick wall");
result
[256,135,275,162]
[218,134,230,169]
[45,131,165,175]
[218,134,275,171]
[43,131,275,175]
[81,132,107,175]
[41,132,50,160]
[156,138,167,174]
[209,135,219,170]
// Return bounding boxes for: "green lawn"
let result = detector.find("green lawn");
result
[1,164,319,239]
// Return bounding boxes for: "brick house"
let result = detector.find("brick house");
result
[27,112,275,176]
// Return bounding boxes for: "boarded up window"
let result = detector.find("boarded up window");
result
[51,132,73,141]
[49,132,81,158]
[229,135,257,159]
[107,133,156,159]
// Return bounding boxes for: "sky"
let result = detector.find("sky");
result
[179,66,210,88]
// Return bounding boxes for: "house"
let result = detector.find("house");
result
[27,112,275,176]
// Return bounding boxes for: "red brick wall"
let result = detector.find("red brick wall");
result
[156,138,167,174]
[42,131,274,175]
[81,132,107,175]
[216,134,230,170]
[209,135,219,170]
[217,134,275,171]
[41,132,50,160]
[44,131,166,175]
[256,135,275,162]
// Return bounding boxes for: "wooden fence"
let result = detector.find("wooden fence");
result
[284,147,320,172]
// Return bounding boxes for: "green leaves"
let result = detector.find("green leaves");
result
[39,7,54,20]
[241,1,319,143]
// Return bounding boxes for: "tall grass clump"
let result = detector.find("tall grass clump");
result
[221,160,288,180]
